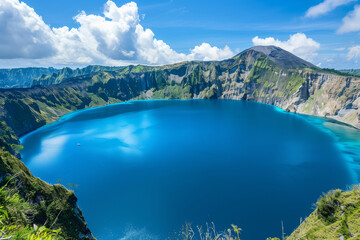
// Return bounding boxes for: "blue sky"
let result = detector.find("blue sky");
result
[1,0,360,68]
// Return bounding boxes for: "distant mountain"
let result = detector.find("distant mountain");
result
[341,69,360,77]
[0,67,59,88]
[237,45,317,69]
[31,65,125,86]
[0,66,125,89]
[28,46,317,88]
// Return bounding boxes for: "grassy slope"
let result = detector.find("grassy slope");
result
[287,189,360,240]
[0,183,62,239]
[0,151,93,239]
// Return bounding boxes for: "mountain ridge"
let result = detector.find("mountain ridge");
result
[0,67,59,88]
[246,45,318,69]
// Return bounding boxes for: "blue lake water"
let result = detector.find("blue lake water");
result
[20,100,360,240]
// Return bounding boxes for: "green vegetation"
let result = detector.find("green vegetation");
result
[341,69,360,77]
[0,177,62,239]
[0,151,93,239]
[31,65,125,86]
[286,73,305,96]
[152,85,192,99]
[302,89,324,113]
[288,187,360,240]
[323,68,360,78]
[244,56,306,100]
[0,121,19,154]
[174,222,242,240]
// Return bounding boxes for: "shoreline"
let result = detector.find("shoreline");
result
[19,97,360,140]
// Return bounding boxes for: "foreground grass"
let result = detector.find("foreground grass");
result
[173,222,242,240]
[0,151,93,239]
[0,177,63,239]
[288,187,360,240]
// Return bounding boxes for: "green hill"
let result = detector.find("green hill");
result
[287,188,360,240]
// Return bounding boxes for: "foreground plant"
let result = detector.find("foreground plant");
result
[0,175,63,239]
[174,222,242,240]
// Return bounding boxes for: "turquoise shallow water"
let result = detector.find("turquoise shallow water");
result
[20,100,360,240]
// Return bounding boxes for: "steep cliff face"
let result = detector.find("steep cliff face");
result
[286,72,360,127]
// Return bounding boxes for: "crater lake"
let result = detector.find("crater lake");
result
[20,100,360,240]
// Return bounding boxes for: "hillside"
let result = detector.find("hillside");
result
[341,69,360,77]
[0,66,124,89]
[0,67,59,88]
[0,151,94,239]
[31,65,125,87]
[0,45,360,239]
[287,188,360,240]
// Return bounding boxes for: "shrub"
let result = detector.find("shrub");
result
[316,189,342,224]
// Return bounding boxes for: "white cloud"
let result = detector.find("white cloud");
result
[252,33,321,61]
[0,0,234,67]
[0,0,56,58]
[305,0,356,18]
[347,45,360,60]
[188,43,234,61]
[338,5,360,33]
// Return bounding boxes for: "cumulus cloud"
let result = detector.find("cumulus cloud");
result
[188,43,234,61]
[347,45,360,60]
[0,0,234,67]
[0,0,56,58]
[337,5,360,33]
[252,33,321,61]
[305,0,356,18]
